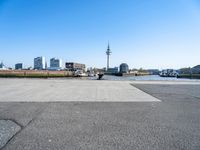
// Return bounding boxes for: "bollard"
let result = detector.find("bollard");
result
[98,73,104,80]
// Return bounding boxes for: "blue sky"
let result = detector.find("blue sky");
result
[0,0,200,69]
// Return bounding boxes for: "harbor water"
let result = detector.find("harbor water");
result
[88,75,199,81]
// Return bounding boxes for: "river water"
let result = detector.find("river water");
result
[88,75,199,81]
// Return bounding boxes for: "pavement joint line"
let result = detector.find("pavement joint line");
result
[1,103,50,150]
[0,119,23,129]
[0,120,21,150]
[130,83,162,102]
[23,103,50,129]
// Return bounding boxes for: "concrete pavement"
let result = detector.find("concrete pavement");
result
[0,78,160,102]
[0,78,200,150]
[0,120,21,149]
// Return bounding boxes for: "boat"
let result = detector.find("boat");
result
[159,69,179,77]
[74,70,87,77]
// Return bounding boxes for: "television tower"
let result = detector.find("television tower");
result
[106,42,111,70]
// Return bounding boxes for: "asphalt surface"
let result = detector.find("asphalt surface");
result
[0,81,200,150]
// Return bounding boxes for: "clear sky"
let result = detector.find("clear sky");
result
[0,0,200,69]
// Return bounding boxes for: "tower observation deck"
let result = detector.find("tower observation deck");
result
[106,42,111,70]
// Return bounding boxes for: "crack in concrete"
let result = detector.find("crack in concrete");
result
[1,103,50,150]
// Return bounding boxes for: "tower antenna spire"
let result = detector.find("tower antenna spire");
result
[106,41,111,70]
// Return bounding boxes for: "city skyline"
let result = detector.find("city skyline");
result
[0,0,200,69]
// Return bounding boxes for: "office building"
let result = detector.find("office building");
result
[107,67,119,74]
[34,56,45,70]
[192,65,200,74]
[65,62,86,71]
[15,63,23,70]
[0,62,7,70]
[120,63,129,73]
[49,58,62,70]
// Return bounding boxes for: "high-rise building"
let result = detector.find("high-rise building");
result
[15,63,23,70]
[34,56,45,70]
[45,62,47,70]
[0,62,7,70]
[49,58,62,70]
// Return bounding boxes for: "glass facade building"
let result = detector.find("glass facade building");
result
[34,56,45,70]
[120,63,129,73]
[15,63,23,70]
